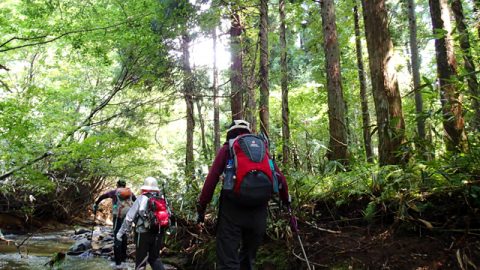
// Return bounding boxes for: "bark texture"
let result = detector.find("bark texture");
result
[259,0,270,135]
[353,2,373,163]
[451,0,480,131]
[362,0,407,165]
[321,0,349,164]
[407,0,427,142]
[212,28,220,153]
[230,10,244,120]
[182,33,195,179]
[280,0,290,165]
[429,0,467,152]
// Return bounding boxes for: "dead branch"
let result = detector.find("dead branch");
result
[305,221,342,234]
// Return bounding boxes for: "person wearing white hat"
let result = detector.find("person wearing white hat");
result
[116,177,165,270]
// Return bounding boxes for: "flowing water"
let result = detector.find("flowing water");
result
[0,230,159,270]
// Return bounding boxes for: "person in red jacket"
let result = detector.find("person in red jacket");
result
[197,120,291,270]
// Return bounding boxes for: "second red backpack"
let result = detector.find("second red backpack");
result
[145,194,170,231]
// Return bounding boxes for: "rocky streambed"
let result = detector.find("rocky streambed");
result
[0,226,176,270]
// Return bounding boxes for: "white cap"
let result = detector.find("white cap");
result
[227,119,251,133]
[140,176,160,191]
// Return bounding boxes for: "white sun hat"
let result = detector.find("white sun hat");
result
[140,176,160,191]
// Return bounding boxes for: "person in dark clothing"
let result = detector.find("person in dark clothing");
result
[116,177,166,270]
[93,179,136,269]
[197,120,291,270]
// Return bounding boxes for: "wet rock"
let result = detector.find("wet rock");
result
[71,232,89,241]
[101,243,114,253]
[78,250,93,259]
[67,238,92,255]
[75,228,90,235]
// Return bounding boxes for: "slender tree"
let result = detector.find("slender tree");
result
[320,0,348,164]
[353,2,373,163]
[196,99,209,160]
[245,45,258,133]
[361,0,407,165]
[474,0,480,38]
[429,0,467,152]
[259,0,270,135]
[182,33,195,179]
[407,0,427,144]
[451,0,480,131]
[279,0,290,165]
[230,9,244,120]
[212,27,221,153]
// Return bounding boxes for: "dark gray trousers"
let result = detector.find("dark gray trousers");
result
[216,197,268,270]
[113,216,127,265]
[134,230,165,270]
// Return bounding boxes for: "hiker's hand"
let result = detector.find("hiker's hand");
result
[92,204,98,213]
[196,202,206,224]
[196,213,205,224]
[195,222,203,234]
[116,232,123,242]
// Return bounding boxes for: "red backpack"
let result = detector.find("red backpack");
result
[224,134,277,206]
[144,193,170,231]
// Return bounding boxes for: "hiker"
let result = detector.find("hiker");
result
[116,176,167,270]
[197,119,291,270]
[93,179,136,268]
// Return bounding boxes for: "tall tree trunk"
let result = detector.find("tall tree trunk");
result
[321,0,349,165]
[230,9,244,120]
[474,0,480,39]
[353,2,373,163]
[245,40,259,133]
[259,0,270,135]
[452,0,480,131]
[361,0,407,165]
[279,0,290,166]
[196,99,209,160]
[212,27,221,153]
[182,33,195,179]
[429,0,468,152]
[407,0,427,145]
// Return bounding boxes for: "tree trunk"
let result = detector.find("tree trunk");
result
[407,0,427,145]
[212,27,221,153]
[196,99,209,160]
[474,0,480,39]
[279,0,290,166]
[259,0,269,135]
[321,0,349,165]
[245,40,258,133]
[429,0,467,152]
[353,2,373,163]
[361,0,407,165]
[451,0,480,131]
[230,10,244,120]
[182,33,195,179]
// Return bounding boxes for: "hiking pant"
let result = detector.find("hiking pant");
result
[113,216,127,265]
[134,230,165,270]
[216,197,268,270]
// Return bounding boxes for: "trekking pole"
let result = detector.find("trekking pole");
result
[90,211,96,241]
[288,207,312,270]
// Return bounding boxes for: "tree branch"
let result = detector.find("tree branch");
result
[0,64,133,180]
[0,18,146,53]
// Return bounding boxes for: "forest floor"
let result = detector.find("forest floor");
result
[1,189,479,270]
[287,190,480,270]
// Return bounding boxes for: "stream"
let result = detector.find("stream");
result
[0,229,175,270]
